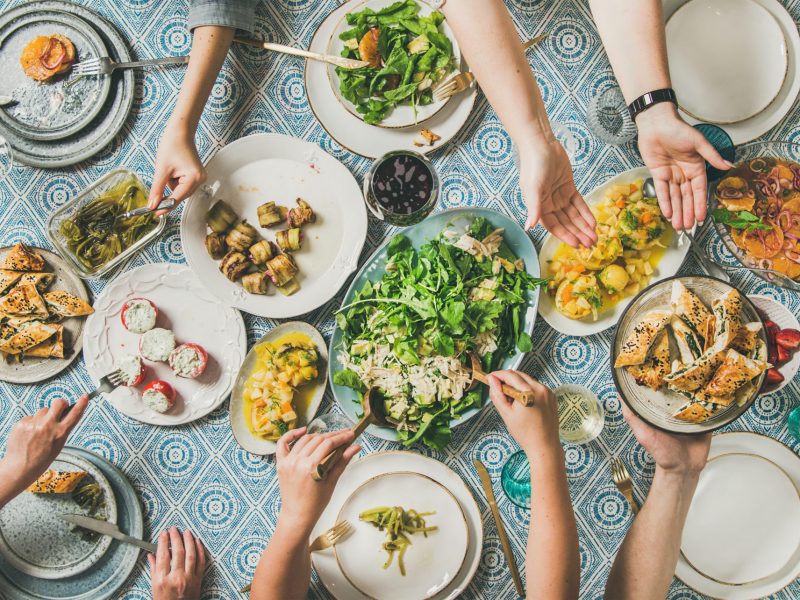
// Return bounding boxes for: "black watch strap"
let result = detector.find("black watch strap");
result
[627,88,678,121]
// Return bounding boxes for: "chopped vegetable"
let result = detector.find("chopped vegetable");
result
[249,240,276,265]
[287,198,315,228]
[225,221,258,252]
[242,271,270,294]
[266,254,298,287]
[359,506,437,576]
[205,200,238,234]
[205,232,227,259]
[220,251,250,281]
[257,202,285,228]
[275,228,302,252]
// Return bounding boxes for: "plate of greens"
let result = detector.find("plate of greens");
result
[330,208,545,449]
[327,0,460,128]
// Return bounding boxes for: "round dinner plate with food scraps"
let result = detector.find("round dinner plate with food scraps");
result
[0,450,117,580]
[0,1,134,168]
[181,132,368,319]
[0,8,112,141]
[325,0,461,129]
[310,451,482,600]
[0,245,91,385]
[0,446,143,600]
[663,0,800,144]
[537,167,692,337]
[82,263,247,426]
[676,432,800,599]
[229,320,329,456]
[306,0,476,158]
[612,275,767,435]
[334,471,469,600]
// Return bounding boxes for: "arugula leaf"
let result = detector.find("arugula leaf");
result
[712,208,772,232]
[517,331,533,353]
[333,369,366,393]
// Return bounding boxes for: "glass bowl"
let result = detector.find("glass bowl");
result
[708,140,800,291]
[611,275,767,435]
[47,169,165,279]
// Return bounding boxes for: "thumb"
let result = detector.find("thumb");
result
[524,194,542,230]
[695,134,733,171]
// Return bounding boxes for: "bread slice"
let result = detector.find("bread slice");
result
[615,310,673,367]
[0,243,45,272]
[27,469,87,493]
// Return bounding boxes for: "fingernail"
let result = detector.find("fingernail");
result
[724,160,735,168]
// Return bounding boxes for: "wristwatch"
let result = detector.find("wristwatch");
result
[627,88,678,121]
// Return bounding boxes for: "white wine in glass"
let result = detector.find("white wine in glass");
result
[555,384,604,444]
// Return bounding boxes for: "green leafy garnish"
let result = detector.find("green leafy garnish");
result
[712,208,771,232]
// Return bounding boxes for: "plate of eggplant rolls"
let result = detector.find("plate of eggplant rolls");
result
[180,133,368,318]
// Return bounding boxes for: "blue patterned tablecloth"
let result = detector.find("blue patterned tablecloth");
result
[1,1,799,598]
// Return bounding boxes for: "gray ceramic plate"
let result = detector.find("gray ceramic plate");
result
[612,275,767,434]
[0,1,133,168]
[0,9,111,141]
[0,446,142,600]
[0,450,117,579]
[0,245,91,384]
[230,321,328,455]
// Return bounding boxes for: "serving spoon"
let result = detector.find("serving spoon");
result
[467,352,535,406]
[312,387,388,481]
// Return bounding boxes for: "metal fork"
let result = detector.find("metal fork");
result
[433,32,547,102]
[87,369,127,399]
[238,521,351,593]
[610,457,639,515]
[72,55,190,77]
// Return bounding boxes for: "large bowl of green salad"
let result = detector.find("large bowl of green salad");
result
[326,0,461,128]
[329,208,546,449]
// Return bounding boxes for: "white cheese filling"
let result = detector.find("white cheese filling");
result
[142,389,171,413]
[116,354,142,385]
[171,346,202,377]
[140,328,176,361]
[124,300,157,333]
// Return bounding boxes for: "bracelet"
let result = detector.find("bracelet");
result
[627,88,677,121]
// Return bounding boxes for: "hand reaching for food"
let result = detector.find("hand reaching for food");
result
[487,370,560,454]
[0,395,88,507]
[635,104,732,230]
[518,139,598,249]
[275,428,360,536]
[149,128,207,215]
[149,527,206,600]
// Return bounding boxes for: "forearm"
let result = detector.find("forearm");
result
[605,468,700,600]
[588,0,670,103]
[0,457,29,508]
[525,437,580,599]
[167,26,234,137]
[441,0,554,151]
[250,517,311,600]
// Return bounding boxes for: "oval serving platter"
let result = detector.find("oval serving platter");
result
[230,321,329,455]
[329,207,541,444]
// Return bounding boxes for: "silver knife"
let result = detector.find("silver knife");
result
[60,514,157,553]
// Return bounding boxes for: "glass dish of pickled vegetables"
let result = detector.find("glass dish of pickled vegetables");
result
[537,168,690,336]
[47,169,164,278]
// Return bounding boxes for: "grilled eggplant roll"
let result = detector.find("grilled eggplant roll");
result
[205,200,238,234]
[242,271,270,294]
[249,240,276,266]
[275,228,302,252]
[277,279,300,296]
[225,221,258,252]
[220,251,250,281]
[265,254,298,287]
[257,202,286,228]
[287,198,315,228]
[205,232,227,260]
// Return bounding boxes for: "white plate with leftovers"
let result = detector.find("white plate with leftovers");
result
[83,263,247,425]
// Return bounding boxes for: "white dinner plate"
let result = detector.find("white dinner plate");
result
[181,133,367,318]
[748,295,800,393]
[666,0,787,124]
[663,0,800,144]
[676,432,800,598]
[326,0,460,129]
[229,321,328,456]
[306,1,476,158]
[83,263,247,426]
[0,450,117,580]
[311,451,482,600]
[334,472,469,600]
[537,167,691,337]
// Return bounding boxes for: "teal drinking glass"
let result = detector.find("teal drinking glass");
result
[501,450,531,510]
[788,406,800,442]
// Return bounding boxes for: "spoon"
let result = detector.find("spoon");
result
[312,387,388,481]
[467,353,535,407]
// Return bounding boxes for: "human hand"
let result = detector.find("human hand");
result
[275,427,360,536]
[487,370,560,455]
[635,104,732,230]
[148,124,206,216]
[622,403,710,475]
[0,395,89,502]
[518,137,597,249]
[148,527,206,600]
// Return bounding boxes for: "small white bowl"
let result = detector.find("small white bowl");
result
[748,295,800,393]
